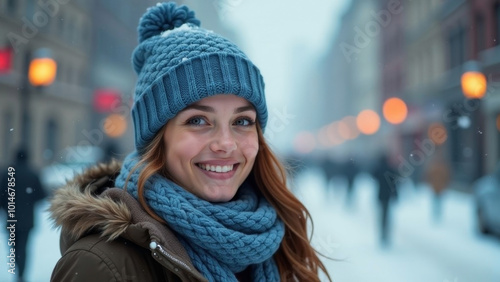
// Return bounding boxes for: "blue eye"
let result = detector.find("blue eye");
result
[234,118,255,126]
[186,117,207,126]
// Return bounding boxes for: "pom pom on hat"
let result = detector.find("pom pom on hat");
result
[131,2,268,153]
[138,2,200,43]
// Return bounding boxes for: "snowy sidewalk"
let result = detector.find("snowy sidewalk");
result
[295,168,500,282]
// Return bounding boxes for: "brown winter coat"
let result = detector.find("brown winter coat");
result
[49,161,208,282]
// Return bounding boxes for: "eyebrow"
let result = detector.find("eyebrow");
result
[234,105,255,114]
[181,104,255,114]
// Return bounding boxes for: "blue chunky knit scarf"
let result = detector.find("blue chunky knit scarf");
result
[115,152,285,281]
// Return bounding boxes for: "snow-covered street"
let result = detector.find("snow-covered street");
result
[296,168,500,282]
[1,168,499,281]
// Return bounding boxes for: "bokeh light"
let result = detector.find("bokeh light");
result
[427,122,447,145]
[293,131,316,154]
[29,58,57,86]
[326,122,344,146]
[461,71,487,99]
[356,109,380,135]
[103,114,127,138]
[383,97,408,124]
[337,116,360,140]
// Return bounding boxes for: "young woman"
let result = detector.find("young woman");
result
[50,2,331,281]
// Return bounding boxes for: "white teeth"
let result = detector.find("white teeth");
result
[198,164,234,173]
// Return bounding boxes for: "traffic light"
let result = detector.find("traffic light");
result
[28,57,57,86]
[461,71,486,99]
[0,47,13,73]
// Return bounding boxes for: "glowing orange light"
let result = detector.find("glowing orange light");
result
[337,121,349,139]
[383,97,407,124]
[29,58,57,86]
[496,115,500,131]
[103,114,127,138]
[461,71,486,99]
[337,116,359,140]
[427,122,447,145]
[326,122,344,146]
[356,110,380,135]
[293,131,316,154]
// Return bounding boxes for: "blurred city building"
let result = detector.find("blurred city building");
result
[0,0,237,170]
[401,0,445,184]
[401,0,500,187]
[300,0,500,190]
[0,0,95,168]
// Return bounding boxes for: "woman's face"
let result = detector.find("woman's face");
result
[163,94,259,202]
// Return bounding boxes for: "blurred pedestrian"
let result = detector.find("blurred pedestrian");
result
[1,147,47,282]
[424,149,450,222]
[372,153,399,247]
[318,156,334,191]
[49,2,332,281]
[343,157,358,207]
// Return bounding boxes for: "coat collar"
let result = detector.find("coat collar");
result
[49,161,206,281]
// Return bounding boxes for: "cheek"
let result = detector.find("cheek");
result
[165,133,202,164]
[240,134,259,161]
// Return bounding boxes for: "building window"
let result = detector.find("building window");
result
[495,3,500,46]
[6,0,17,14]
[497,113,500,160]
[476,14,485,52]
[459,26,467,64]
[38,6,52,33]
[57,11,65,36]
[448,25,467,69]
[81,22,91,50]
[44,119,58,161]
[2,111,13,161]
[57,60,64,82]
[448,32,456,69]
[24,0,35,19]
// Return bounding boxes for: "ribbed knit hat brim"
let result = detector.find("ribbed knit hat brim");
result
[133,53,267,152]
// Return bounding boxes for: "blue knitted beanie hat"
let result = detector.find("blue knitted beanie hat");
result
[131,2,267,152]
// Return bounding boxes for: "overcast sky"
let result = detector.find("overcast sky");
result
[223,0,350,100]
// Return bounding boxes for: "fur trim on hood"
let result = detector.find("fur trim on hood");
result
[49,161,207,281]
[49,161,130,242]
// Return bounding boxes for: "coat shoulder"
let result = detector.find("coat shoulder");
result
[52,233,171,282]
[49,161,204,281]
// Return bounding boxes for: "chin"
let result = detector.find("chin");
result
[204,195,234,203]
[202,189,238,203]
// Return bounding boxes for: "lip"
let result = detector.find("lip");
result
[196,160,238,166]
[196,163,240,180]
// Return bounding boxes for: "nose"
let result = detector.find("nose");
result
[209,126,237,153]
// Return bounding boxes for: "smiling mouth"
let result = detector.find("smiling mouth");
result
[196,163,237,173]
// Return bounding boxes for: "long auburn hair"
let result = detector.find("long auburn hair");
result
[125,123,332,281]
